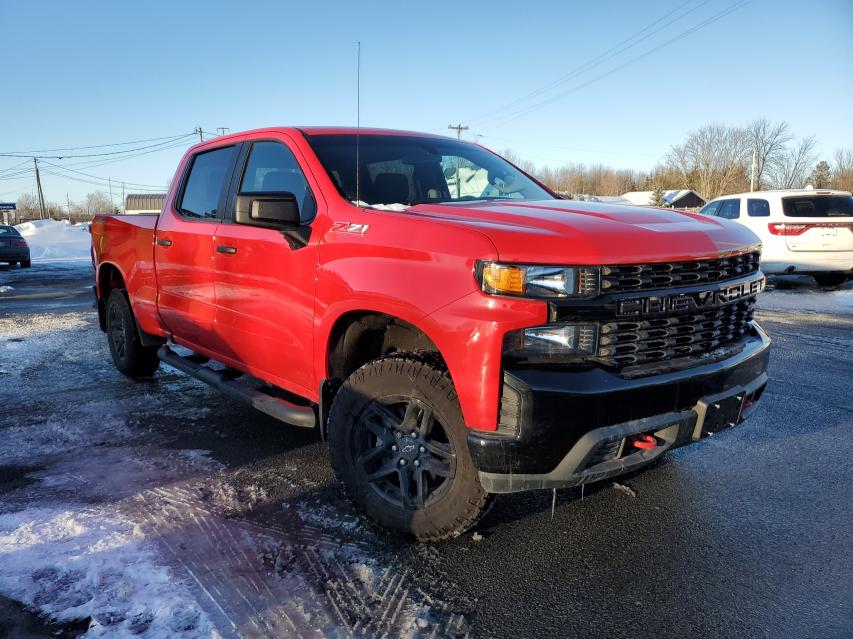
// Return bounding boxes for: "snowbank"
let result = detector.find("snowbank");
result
[759,277,853,315]
[15,219,91,261]
[0,508,214,637]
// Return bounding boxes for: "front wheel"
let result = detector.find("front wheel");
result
[813,273,848,288]
[328,356,491,541]
[105,289,160,379]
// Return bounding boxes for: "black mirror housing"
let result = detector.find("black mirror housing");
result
[235,192,300,228]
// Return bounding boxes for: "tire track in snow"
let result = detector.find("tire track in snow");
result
[130,482,471,638]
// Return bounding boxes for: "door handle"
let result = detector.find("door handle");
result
[216,245,237,255]
[156,238,172,247]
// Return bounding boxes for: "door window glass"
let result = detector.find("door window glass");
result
[239,141,315,221]
[179,146,237,218]
[717,199,741,219]
[747,199,770,217]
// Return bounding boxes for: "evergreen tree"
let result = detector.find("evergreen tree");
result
[811,161,831,188]
[650,184,667,207]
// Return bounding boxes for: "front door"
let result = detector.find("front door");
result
[155,144,238,355]
[212,138,320,397]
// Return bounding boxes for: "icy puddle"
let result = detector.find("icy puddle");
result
[0,311,469,638]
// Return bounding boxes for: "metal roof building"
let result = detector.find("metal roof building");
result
[125,193,166,214]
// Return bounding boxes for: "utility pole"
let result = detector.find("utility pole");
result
[216,127,230,136]
[108,176,114,212]
[750,148,757,192]
[195,127,204,143]
[121,182,126,213]
[448,124,469,140]
[66,193,72,218]
[33,158,47,220]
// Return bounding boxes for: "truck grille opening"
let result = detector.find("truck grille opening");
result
[600,251,761,292]
[597,299,756,367]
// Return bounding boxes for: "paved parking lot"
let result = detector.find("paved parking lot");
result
[1,261,851,638]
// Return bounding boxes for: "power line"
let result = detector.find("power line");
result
[0,133,196,159]
[0,133,197,155]
[40,169,165,192]
[479,0,749,130]
[467,0,706,125]
[40,160,166,189]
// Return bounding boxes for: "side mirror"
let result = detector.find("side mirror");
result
[235,192,300,228]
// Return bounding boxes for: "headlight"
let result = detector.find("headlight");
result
[503,322,598,361]
[476,261,599,298]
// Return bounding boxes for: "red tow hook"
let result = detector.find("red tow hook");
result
[742,399,754,409]
[628,434,658,450]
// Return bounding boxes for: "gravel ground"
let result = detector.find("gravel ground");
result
[0,261,851,638]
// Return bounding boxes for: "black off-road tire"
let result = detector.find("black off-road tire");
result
[813,273,848,288]
[105,289,160,379]
[21,260,31,268]
[328,356,491,541]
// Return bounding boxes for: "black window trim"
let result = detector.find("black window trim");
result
[222,138,317,225]
[174,144,240,222]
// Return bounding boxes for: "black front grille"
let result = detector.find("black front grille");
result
[601,251,761,292]
[597,299,755,367]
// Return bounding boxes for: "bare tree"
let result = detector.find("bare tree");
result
[769,136,818,189]
[665,124,750,199]
[748,119,792,189]
[85,191,116,215]
[832,148,853,192]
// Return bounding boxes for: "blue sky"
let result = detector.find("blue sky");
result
[1,0,851,206]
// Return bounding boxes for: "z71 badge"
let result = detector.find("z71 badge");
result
[332,221,370,236]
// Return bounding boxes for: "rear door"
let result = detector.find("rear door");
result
[779,194,853,252]
[155,144,239,354]
[212,136,321,397]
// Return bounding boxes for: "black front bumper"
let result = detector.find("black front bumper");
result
[468,323,770,493]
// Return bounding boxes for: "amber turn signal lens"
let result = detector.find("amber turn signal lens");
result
[481,263,526,295]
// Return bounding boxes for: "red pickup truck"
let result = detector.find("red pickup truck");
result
[91,127,770,540]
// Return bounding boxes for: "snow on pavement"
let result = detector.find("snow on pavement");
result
[0,308,470,637]
[758,276,853,316]
[16,219,91,261]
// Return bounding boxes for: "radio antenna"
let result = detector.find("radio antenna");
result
[356,41,361,208]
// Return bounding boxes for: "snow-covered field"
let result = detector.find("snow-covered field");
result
[16,219,91,261]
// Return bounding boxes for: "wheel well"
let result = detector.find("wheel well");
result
[97,264,126,331]
[326,312,444,384]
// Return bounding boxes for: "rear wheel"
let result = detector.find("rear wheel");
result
[21,260,31,268]
[105,289,160,378]
[328,356,491,541]
[814,273,848,288]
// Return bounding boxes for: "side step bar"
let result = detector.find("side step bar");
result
[157,346,316,429]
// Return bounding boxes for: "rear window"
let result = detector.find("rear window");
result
[717,199,741,219]
[178,146,237,218]
[782,195,853,218]
[747,199,770,217]
[0,226,21,236]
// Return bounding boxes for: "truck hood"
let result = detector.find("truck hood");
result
[406,199,760,264]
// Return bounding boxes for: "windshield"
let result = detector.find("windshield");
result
[782,195,853,217]
[305,134,553,207]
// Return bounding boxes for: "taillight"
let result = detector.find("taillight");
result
[12,238,28,247]
[768,223,808,236]
[768,222,853,236]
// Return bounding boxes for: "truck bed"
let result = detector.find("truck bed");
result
[91,214,162,337]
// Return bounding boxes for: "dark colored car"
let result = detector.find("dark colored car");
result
[0,225,30,268]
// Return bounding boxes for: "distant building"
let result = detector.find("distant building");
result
[621,190,706,209]
[125,193,166,215]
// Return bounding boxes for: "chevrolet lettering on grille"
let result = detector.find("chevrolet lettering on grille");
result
[616,276,765,318]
